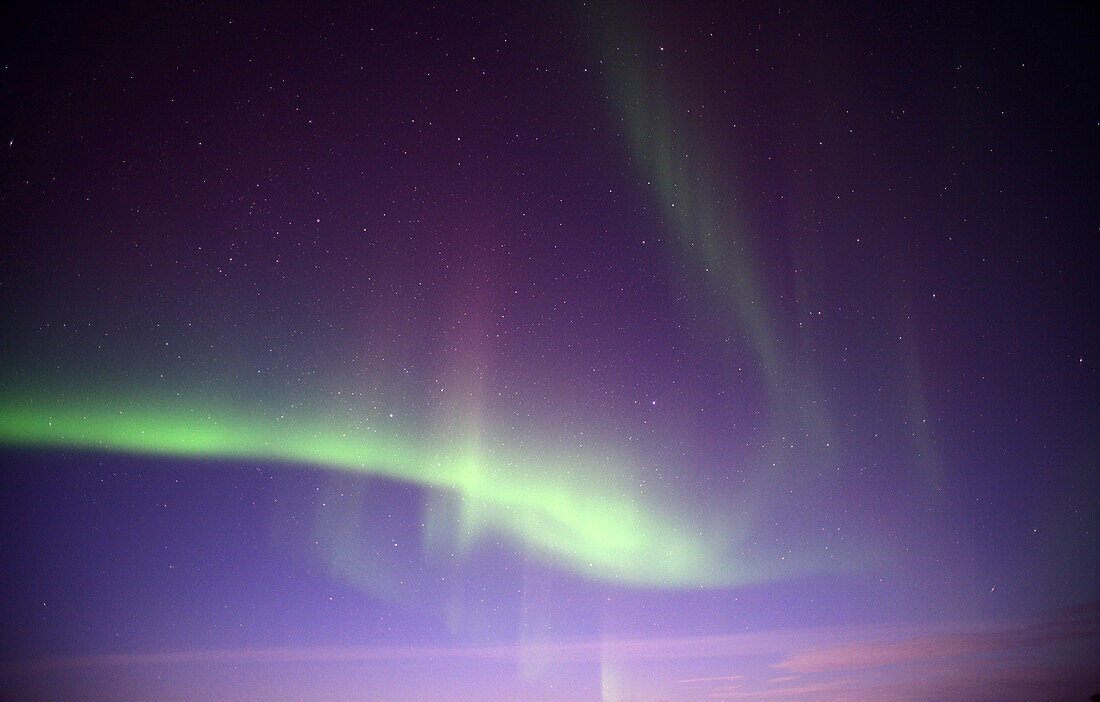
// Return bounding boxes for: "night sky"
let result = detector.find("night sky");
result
[1,1,1097,700]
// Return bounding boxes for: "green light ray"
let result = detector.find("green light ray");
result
[589,5,783,393]
[583,2,847,484]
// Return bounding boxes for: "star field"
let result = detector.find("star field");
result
[1,1,1096,700]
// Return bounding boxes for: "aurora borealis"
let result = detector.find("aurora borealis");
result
[1,1,1097,700]
[0,393,752,587]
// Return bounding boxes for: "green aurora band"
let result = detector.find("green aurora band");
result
[0,6,869,594]
[0,394,759,588]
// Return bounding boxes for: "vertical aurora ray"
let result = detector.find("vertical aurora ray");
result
[583,2,952,517]
[582,2,844,495]
[587,4,783,392]
[569,4,935,595]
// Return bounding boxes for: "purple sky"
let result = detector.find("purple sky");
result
[1,1,1096,699]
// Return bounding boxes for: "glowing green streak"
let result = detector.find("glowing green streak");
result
[0,395,741,587]
[585,4,847,484]
[591,8,783,392]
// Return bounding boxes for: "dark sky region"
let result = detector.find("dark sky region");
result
[0,1,1096,700]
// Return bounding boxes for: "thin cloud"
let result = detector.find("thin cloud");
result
[709,679,856,699]
[774,603,1100,674]
[5,601,1095,701]
[677,675,743,684]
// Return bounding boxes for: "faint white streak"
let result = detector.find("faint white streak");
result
[677,675,744,684]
